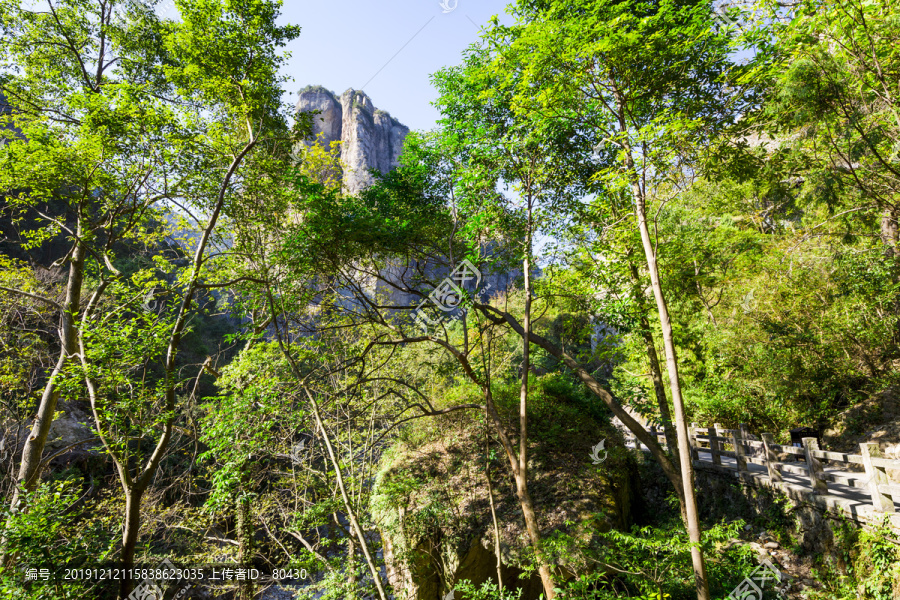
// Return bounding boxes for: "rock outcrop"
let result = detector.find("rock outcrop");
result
[296,85,409,195]
[0,91,9,120]
[372,374,639,600]
[0,90,25,145]
[294,86,530,312]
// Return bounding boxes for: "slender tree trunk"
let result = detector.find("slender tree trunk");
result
[2,238,85,567]
[119,484,145,600]
[638,316,677,453]
[120,141,258,599]
[477,306,688,518]
[77,323,150,600]
[881,205,899,254]
[632,189,709,600]
[487,472,504,590]
[347,534,358,598]
[516,472,555,595]
[611,88,708,598]
[237,493,254,600]
[481,385,556,598]
[484,414,503,590]
[10,240,85,497]
[519,196,557,599]
[479,327,505,590]
[302,388,388,600]
[628,259,678,459]
[474,304,694,590]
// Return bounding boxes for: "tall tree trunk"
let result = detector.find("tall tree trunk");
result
[517,196,556,598]
[632,189,710,600]
[628,259,678,460]
[612,88,708,598]
[487,471,504,590]
[302,388,388,600]
[481,386,556,599]
[119,484,145,600]
[484,412,504,590]
[481,308,689,523]
[347,534,358,598]
[237,493,254,600]
[122,140,252,591]
[2,238,85,567]
[11,239,85,497]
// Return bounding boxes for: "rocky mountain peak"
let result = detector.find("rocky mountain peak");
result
[296,85,410,194]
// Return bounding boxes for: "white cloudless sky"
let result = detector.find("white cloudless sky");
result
[276,0,511,132]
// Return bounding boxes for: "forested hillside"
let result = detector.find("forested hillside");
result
[1,0,899,599]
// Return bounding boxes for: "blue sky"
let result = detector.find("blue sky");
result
[277,0,511,132]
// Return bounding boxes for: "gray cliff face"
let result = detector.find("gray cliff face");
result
[294,87,523,315]
[0,91,25,145]
[295,86,409,194]
[296,87,342,147]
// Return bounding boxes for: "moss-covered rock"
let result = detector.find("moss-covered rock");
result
[372,373,639,599]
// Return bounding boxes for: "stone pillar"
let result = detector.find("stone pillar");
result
[803,438,829,494]
[710,424,722,466]
[861,443,897,513]
[762,433,783,483]
[732,429,747,473]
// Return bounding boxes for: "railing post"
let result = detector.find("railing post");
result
[689,422,699,461]
[761,433,783,483]
[803,438,828,493]
[731,429,747,473]
[710,424,722,466]
[739,422,750,439]
[861,443,896,514]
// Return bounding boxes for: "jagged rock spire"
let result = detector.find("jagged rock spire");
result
[295,86,409,194]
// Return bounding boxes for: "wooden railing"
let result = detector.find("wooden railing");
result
[627,422,900,515]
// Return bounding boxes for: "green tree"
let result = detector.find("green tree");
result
[429,33,614,592]
[0,0,184,564]
[754,0,900,253]
[79,0,300,595]
[0,1,301,597]
[464,1,749,596]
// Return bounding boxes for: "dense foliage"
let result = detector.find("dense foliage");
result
[1,0,899,598]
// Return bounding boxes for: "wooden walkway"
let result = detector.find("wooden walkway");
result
[625,424,900,532]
